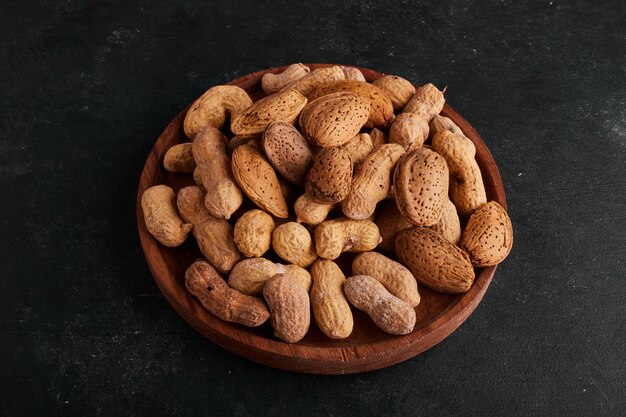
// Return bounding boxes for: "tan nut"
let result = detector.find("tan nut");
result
[389,112,429,151]
[294,194,336,226]
[310,259,353,339]
[233,209,275,257]
[261,63,310,95]
[272,222,318,267]
[141,185,192,247]
[460,201,513,266]
[263,273,311,343]
[314,218,381,260]
[229,257,311,296]
[163,143,196,174]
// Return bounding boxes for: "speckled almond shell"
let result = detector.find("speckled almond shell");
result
[262,121,313,186]
[230,89,307,138]
[299,92,370,148]
[231,143,289,218]
[393,147,449,226]
[308,80,394,128]
[372,75,416,111]
[344,275,416,335]
[305,147,353,204]
[342,143,405,220]
[460,201,513,266]
[396,226,475,294]
[263,274,311,344]
[403,83,445,122]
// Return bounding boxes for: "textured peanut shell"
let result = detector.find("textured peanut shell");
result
[344,275,416,335]
[177,186,242,273]
[263,274,311,343]
[233,209,275,257]
[389,112,429,151]
[429,115,476,157]
[372,75,416,111]
[338,133,374,165]
[280,66,345,96]
[396,227,475,294]
[342,144,405,220]
[305,147,353,204]
[460,201,513,266]
[430,197,462,245]
[352,252,420,307]
[192,167,202,186]
[341,66,366,81]
[262,121,313,186]
[261,63,310,95]
[431,130,486,217]
[314,218,382,260]
[192,127,244,219]
[308,80,394,128]
[230,89,307,138]
[163,143,196,174]
[393,147,449,226]
[375,200,413,254]
[228,257,311,295]
[310,260,354,339]
[369,128,388,149]
[299,92,370,148]
[184,85,252,139]
[403,83,445,122]
[141,185,192,247]
[272,222,318,267]
[294,194,336,225]
[231,143,289,218]
[185,261,269,327]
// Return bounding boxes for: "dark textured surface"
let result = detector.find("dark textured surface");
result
[1,0,624,415]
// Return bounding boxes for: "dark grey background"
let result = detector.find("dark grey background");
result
[1,0,624,416]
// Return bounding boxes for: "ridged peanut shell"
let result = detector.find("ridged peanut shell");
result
[308,80,394,128]
[229,257,311,296]
[396,227,475,294]
[430,198,462,245]
[231,143,289,218]
[184,85,252,138]
[429,115,476,157]
[314,218,381,260]
[233,209,275,257]
[342,143,405,220]
[344,275,416,335]
[272,222,318,267]
[372,75,416,111]
[299,92,370,148]
[262,63,310,95]
[185,261,269,327]
[352,252,420,307]
[305,147,353,204]
[231,89,307,138]
[393,147,449,226]
[280,66,345,96]
[163,143,196,174]
[338,133,374,165]
[375,200,413,254]
[460,201,513,266]
[263,274,311,343]
[294,194,336,225]
[262,121,313,186]
[141,185,192,247]
[389,112,429,151]
[403,83,445,122]
[310,260,353,339]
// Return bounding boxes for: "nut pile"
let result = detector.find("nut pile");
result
[141,64,513,343]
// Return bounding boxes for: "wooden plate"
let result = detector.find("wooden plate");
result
[136,64,506,374]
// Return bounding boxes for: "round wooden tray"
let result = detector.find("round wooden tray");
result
[136,64,506,374]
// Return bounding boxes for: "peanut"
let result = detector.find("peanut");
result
[177,186,242,273]
[344,275,416,335]
[280,66,345,96]
[294,194,336,226]
[261,63,310,95]
[314,218,381,260]
[310,259,353,339]
[372,75,416,111]
[338,133,374,166]
[163,143,196,174]
[389,112,429,151]
[185,260,269,327]
[403,83,445,122]
[352,252,420,307]
[263,274,311,343]
[374,200,413,254]
[429,115,476,156]
[431,130,486,217]
[430,197,462,245]
[141,185,192,247]
[272,222,318,267]
[233,209,275,257]
[341,66,366,81]
[192,127,244,219]
[229,257,311,295]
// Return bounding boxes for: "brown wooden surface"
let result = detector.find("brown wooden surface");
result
[136,64,507,374]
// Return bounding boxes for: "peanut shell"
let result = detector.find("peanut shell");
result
[263,273,311,343]
[310,260,353,339]
[372,75,416,111]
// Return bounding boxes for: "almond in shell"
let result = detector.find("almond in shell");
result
[231,142,289,218]
[299,92,370,148]
[231,89,307,138]
[262,121,313,186]
[305,147,353,204]
[460,201,513,266]
[396,226,475,294]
